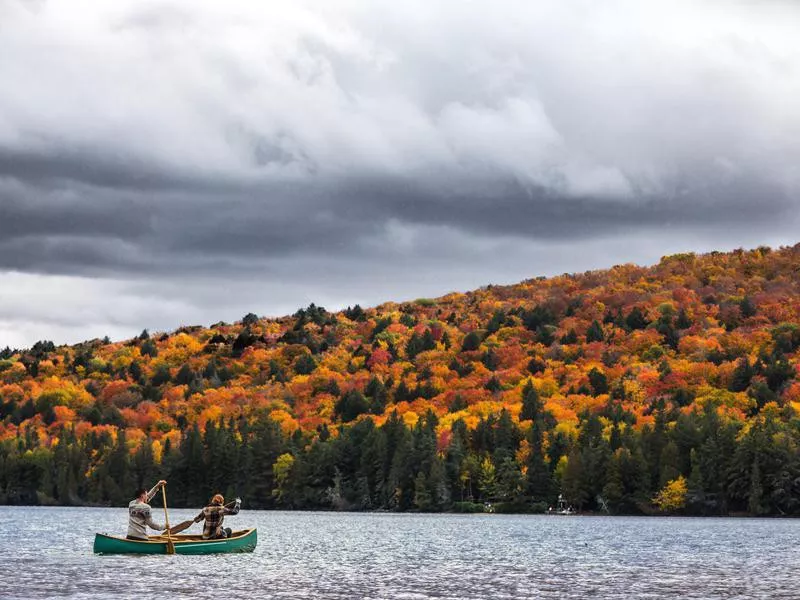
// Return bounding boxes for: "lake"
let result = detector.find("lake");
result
[0,506,798,599]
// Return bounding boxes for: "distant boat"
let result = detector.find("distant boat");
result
[547,494,576,516]
[93,528,257,554]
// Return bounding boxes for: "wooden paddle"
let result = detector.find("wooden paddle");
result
[161,485,176,555]
[166,499,241,535]
[167,519,194,535]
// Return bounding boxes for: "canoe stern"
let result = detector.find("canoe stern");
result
[93,533,166,554]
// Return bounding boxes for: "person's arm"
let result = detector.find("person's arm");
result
[224,498,242,515]
[143,508,164,532]
[193,510,206,524]
[145,480,167,502]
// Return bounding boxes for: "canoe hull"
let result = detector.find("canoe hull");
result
[93,529,257,555]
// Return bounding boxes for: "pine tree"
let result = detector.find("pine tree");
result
[586,320,604,343]
[461,331,482,352]
[335,390,370,423]
[588,368,609,395]
[729,357,754,392]
[748,458,764,515]
[625,307,649,331]
[525,420,552,504]
[520,382,542,422]
[294,353,317,375]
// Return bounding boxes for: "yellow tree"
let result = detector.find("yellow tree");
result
[272,453,295,503]
[653,475,688,513]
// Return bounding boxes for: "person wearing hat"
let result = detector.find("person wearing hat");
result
[193,493,242,539]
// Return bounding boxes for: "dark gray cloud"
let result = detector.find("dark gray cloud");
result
[0,0,798,346]
[0,146,189,191]
[0,170,792,279]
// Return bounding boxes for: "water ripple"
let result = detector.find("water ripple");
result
[1,507,798,599]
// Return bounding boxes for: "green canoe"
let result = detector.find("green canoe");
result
[93,528,257,555]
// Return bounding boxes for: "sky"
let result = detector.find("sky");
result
[1,0,799,348]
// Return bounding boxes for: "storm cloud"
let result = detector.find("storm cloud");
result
[1,0,799,346]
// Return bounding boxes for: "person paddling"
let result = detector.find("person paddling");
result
[127,480,167,540]
[193,494,241,539]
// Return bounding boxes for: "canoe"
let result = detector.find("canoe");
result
[93,528,257,555]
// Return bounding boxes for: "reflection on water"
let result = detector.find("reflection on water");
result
[0,506,798,599]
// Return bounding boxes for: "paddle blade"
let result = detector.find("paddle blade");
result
[168,520,193,535]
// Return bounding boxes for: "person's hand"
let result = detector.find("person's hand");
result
[158,480,167,487]
[235,497,241,504]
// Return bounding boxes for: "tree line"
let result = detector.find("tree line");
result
[2,381,798,515]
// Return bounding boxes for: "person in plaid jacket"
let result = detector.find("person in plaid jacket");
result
[193,494,241,539]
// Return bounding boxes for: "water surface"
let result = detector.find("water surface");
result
[1,506,797,599]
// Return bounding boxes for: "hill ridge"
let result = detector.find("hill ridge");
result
[1,242,799,514]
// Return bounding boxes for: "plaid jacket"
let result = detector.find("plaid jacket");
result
[194,500,240,539]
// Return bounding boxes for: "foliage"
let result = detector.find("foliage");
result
[653,476,688,513]
[1,244,800,515]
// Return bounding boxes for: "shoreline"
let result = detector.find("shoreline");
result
[0,502,789,518]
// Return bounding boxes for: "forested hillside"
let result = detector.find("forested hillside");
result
[2,245,800,515]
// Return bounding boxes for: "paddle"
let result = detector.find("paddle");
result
[167,519,194,535]
[166,499,241,535]
[161,485,176,555]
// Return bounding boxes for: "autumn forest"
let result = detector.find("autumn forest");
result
[2,245,800,515]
